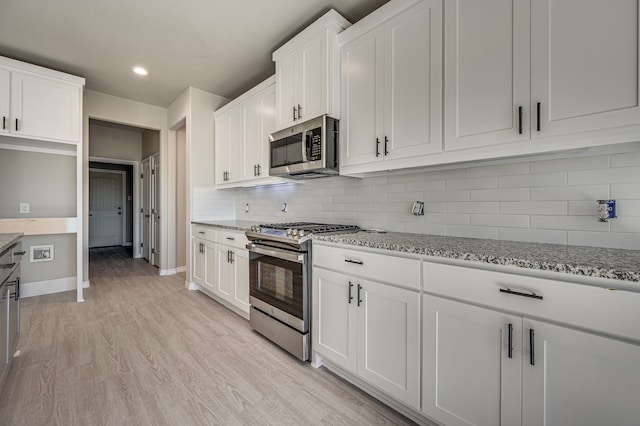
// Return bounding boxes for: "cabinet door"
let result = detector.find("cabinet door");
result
[340,27,385,167]
[312,268,357,373]
[243,85,275,181]
[522,319,640,426]
[444,0,530,150]
[11,72,81,143]
[384,0,443,159]
[215,245,233,301]
[227,105,244,183]
[422,295,521,426]
[275,53,299,130]
[203,241,216,292]
[0,68,9,134]
[300,35,327,122]
[214,112,231,184]
[358,279,420,409]
[232,249,250,314]
[192,238,205,285]
[260,86,276,174]
[531,0,640,137]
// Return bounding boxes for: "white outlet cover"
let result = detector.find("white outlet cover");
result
[19,203,30,214]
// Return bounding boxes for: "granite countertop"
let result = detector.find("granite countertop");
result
[191,220,256,231]
[0,233,23,254]
[314,231,640,284]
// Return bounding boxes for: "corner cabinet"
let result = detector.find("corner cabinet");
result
[445,0,640,151]
[273,10,350,131]
[0,56,83,144]
[422,262,640,426]
[214,76,283,188]
[339,0,442,175]
[312,243,421,410]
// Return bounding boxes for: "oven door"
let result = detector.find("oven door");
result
[247,244,308,333]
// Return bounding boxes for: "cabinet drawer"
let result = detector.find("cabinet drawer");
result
[217,230,247,250]
[192,225,216,242]
[314,243,420,289]
[423,262,640,342]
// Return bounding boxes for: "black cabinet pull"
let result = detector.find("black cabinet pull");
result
[536,102,541,131]
[230,251,234,263]
[344,259,363,265]
[198,231,205,235]
[256,164,261,176]
[357,284,362,307]
[14,251,26,256]
[254,164,257,176]
[293,106,297,121]
[499,288,543,300]
[15,277,19,301]
[529,328,535,366]
[384,136,389,155]
[0,263,15,269]
[508,323,513,359]
[227,250,231,263]
[297,104,302,119]
[518,106,523,134]
[15,118,19,131]
[348,282,353,304]
[226,237,235,241]
[376,138,380,157]
[2,116,5,130]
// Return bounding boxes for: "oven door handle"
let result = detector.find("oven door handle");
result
[246,244,305,264]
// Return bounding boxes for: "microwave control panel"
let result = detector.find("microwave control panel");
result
[307,128,322,161]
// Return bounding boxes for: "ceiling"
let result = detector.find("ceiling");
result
[0,0,389,107]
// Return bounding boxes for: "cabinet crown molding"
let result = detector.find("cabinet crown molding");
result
[0,55,85,86]
[272,9,351,61]
[214,75,275,117]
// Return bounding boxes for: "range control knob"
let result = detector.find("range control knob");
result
[299,230,305,237]
[291,229,299,237]
[286,228,293,235]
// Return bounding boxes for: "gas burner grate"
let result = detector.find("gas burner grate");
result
[259,222,360,234]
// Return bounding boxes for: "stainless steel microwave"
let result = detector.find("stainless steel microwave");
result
[269,115,339,179]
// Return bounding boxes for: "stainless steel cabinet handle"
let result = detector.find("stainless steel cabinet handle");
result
[499,288,543,300]
[344,259,363,265]
[518,106,523,134]
[529,328,536,366]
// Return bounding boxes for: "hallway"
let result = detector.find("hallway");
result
[0,249,413,425]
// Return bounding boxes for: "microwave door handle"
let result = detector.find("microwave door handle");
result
[302,130,310,162]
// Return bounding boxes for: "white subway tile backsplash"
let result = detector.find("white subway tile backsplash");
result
[498,172,566,188]
[471,214,530,228]
[447,202,499,214]
[568,167,640,185]
[530,185,609,201]
[470,188,529,201]
[499,201,567,215]
[227,144,640,250]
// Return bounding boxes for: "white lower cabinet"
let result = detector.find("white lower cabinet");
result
[313,265,420,409]
[422,268,640,426]
[191,226,249,317]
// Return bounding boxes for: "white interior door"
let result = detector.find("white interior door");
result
[152,154,160,267]
[141,157,151,260]
[89,171,124,248]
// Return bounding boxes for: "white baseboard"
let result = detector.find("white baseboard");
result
[83,280,90,288]
[186,281,200,290]
[159,268,173,276]
[21,276,77,298]
[176,266,187,273]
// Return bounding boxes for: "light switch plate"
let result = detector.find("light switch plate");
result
[19,203,30,214]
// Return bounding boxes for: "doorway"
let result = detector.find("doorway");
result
[141,153,160,267]
[88,169,126,248]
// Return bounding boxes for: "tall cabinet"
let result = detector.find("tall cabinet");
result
[339,0,443,174]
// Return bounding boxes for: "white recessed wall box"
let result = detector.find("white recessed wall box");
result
[30,245,54,263]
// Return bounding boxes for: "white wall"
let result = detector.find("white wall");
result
[235,143,640,250]
[89,122,142,160]
[83,90,168,284]
[176,126,187,268]
[141,129,159,159]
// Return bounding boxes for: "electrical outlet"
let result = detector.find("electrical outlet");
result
[411,201,424,216]
[597,200,616,222]
[19,203,30,214]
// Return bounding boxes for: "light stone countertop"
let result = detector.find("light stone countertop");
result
[0,233,22,254]
[192,220,257,232]
[313,231,640,284]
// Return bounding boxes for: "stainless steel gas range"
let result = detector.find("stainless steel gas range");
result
[245,222,360,360]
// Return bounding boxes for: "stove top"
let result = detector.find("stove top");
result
[246,222,360,245]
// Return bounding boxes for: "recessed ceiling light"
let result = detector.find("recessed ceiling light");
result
[132,66,149,76]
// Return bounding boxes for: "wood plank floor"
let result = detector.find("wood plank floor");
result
[0,247,415,425]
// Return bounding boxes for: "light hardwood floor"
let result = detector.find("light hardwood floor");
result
[0,247,414,425]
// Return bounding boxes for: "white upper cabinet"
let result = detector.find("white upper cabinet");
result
[444,0,530,150]
[531,0,640,138]
[0,68,9,134]
[273,10,350,131]
[340,0,443,173]
[0,56,84,145]
[214,76,283,188]
[446,0,640,151]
